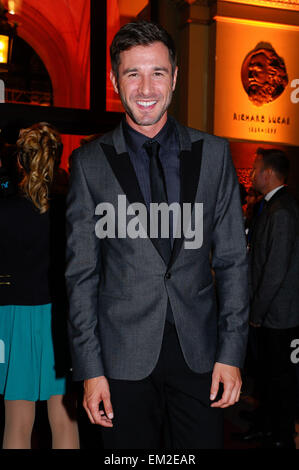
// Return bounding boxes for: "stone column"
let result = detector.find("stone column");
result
[162,0,216,131]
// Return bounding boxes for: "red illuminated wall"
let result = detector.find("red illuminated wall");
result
[7,0,90,169]
[106,0,122,112]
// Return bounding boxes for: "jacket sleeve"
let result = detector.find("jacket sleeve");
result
[65,150,105,381]
[250,208,295,325]
[211,141,249,368]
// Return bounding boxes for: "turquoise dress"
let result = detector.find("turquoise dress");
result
[0,304,66,401]
[0,195,68,401]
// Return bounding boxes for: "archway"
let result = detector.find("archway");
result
[7,0,91,167]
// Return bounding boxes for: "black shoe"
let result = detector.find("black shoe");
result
[232,428,272,442]
[261,437,296,449]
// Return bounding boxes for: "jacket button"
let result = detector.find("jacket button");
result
[165,272,171,280]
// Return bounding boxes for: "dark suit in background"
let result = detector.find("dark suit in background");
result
[249,187,299,446]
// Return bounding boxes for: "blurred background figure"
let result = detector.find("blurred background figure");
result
[239,182,248,219]
[246,148,299,448]
[245,187,263,227]
[244,186,263,247]
[0,122,79,449]
[50,137,69,197]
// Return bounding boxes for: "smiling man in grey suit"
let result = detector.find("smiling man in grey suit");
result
[66,21,249,449]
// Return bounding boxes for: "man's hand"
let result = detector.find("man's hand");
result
[83,376,114,427]
[210,362,242,408]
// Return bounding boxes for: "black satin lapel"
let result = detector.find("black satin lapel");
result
[101,143,167,263]
[169,139,203,268]
[101,143,145,207]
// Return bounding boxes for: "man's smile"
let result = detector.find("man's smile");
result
[136,100,158,110]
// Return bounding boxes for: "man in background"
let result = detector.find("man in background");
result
[249,147,299,448]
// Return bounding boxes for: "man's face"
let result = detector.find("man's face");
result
[248,53,268,87]
[110,41,178,134]
[250,155,268,194]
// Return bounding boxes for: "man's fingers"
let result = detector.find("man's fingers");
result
[103,396,114,420]
[89,402,103,424]
[85,400,102,424]
[210,364,242,408]
[225,383,240,407]
[83,400,95,424]
[211,379,241,408]
[210,375,220,401]
[211,380,234,408]
[85,400,113,427]
[235,387,242,404]
[83,377,114,427]
[97,415,113,427]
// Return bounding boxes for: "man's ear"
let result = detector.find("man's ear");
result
[265,167,273,182]
[110,71,119,94]
[172,66,178,92]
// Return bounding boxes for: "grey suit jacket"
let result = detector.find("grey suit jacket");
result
[65,118,249,381]
[249,187,299,328]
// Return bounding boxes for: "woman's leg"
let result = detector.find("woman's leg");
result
[47,394,80,449]
[3,400,35,449]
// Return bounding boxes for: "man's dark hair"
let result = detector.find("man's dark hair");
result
[256,147,290,183]
[110,21,177,79]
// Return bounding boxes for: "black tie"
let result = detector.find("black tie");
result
[144,140,174,324]
[257,197,267,215]
[143,140,172,263]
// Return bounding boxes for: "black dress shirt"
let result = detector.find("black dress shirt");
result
[123,116,180,243]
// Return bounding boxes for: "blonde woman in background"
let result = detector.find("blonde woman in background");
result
[0,123,79,449]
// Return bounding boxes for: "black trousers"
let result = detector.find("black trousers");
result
[256,326,299,442]
[101,322,223,449]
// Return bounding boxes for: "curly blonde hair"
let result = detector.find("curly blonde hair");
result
[17,122,62,214]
